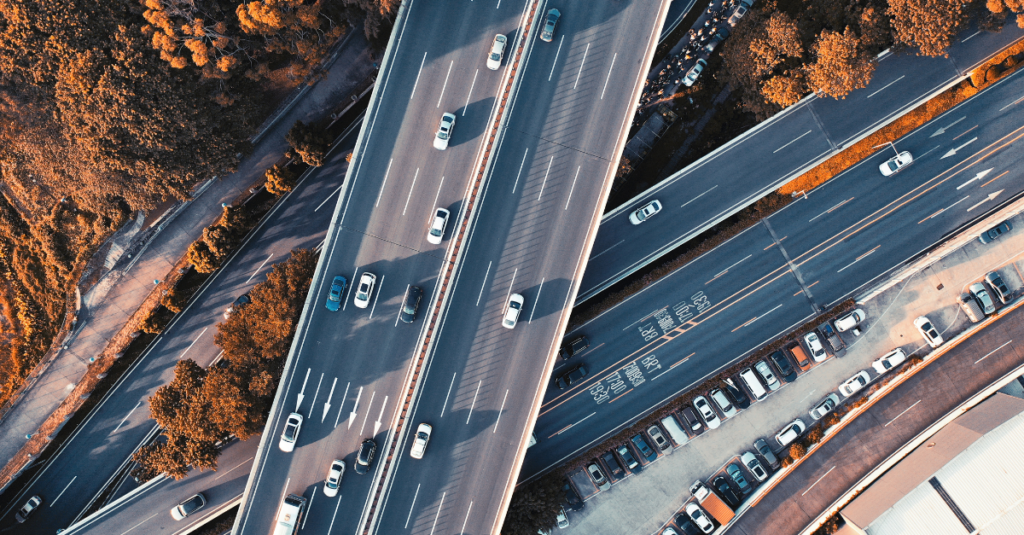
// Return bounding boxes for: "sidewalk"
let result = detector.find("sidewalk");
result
[0,30,376,477]
[557,210,1024,534]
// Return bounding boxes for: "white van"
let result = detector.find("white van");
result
[660,414,689,447]
[739,368,767,401]
[274,494,306,535]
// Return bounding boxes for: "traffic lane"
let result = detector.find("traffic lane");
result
[577,101,836,301]
[729,302,1024,535]
[947,21,1024,76]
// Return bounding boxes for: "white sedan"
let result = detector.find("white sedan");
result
[427,208,449,244]
[914,316,943,348]
[872,348,907,375]
[685,502,715,533]
[410,423,432,459]
[323,460,345,497]
[879,151,913,176]
[503,293,525,329]
[433,112,456,150]
[839,371,871,398]
[628,200,663,225]
[486,34,507,70]
[353,272,376,309]
[278,412,303,452]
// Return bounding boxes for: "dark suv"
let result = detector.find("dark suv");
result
[558,336,590,360]
[355,438,377,474]
[400,286,423,323]
[769,351,798,382]
[601,451,625,480]
[555,365,588,389]
[713,476,741,508]
[562,479,584,511]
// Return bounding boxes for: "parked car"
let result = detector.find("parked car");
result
[754,437,780,469]
[970,282,996,315]
[353,272,376,308]
[14,496,42,523]
[433,112,456,150]
[503,293,525,328]
[741,451,769,481]
[914,316,943,348]
[427,207,450,244]
[789,344,813,372]
[647,424,670,451]
[555,364,587,389]
[562,479,584,511]
[754,359,781,391]
[486,33,507,70]
[170,493,206,520]
[775,419,806,447]
[713,475,741,507]
[692,396,721,429]
[323,460,345,497]
[767,351,797,383]
[616,443,641,472]
[839,371,871,397]
[682,59,707,87]
[224,293,251,319]
[675,514,704,535]
[632,433,658,462]
[586,462,611,490]
[680,405,706,436]
[601,451,625,480]
[355,438,377,474]
[727,463,751,494]
[279,412,303,452]
[709,388,737,418]
[540,8,561,42]
[556,506,569,529]
[809,393,841,420]
[986,271,1011,304]
[558,336,590,360]
[835,309,866,334]
[629,200,663,224]
[872,349,907,375]
[410,422,432,459]
[727,4,747,25]
[684,502,715,534]
[400,286,423,324]
[803,331,828,362]
[979,221,1012,244]
[879,151,913,176]
[724,379,750,409]
[325,275,346,311]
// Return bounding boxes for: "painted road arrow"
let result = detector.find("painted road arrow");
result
[968,189,1003,212]
[296,368,310,411]
[348,386,363,429]
[322,377,337,422]
[930,116,965,138]
[957,168,994,190]
[373,396,388,437]
[942,137,978,159]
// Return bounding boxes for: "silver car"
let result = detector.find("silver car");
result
[741,451,768,482]
[682,59,707,87]
[969,282,995,314]
[809,393,840,420]
[709,388,737,418]
[754,360,780,391]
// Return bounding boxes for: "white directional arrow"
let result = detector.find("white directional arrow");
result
[930,116,965,138]
[942,137,977,159]
[348,386,363,430]
[322,377,337,423]
[296,368,310,410]
[956,168,993,190]
[968,189,1003,212]
[373,396,388,437]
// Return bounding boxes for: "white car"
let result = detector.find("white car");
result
[839,371,871,398]
[278,412,303,452]
[486,34,507,70]
[914,316,943,348]
[427,208,450,244]
[556,506,569,529]
[803,331,827,362]
[682,59,707,87]
[628,200,662,225]
[353,272,376,309]
[323,460,345,497]
[434,112,456,150]
[879,151,913,176]
[410,423,432,459]
[170,493,206,520]
[835,309,865,333]
[872,348,907,375]
[741,451,768,481]
[685,502,715,534]
[692,395,720,429]
[503,293,525,329]
[775,418,806,447]
[809,393,840,420]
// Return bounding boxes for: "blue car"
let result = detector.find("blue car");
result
[325,275,346,311]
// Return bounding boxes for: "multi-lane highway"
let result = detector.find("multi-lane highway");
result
[520,65,1024,481]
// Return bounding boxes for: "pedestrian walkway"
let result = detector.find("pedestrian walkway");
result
[0,30,376,482]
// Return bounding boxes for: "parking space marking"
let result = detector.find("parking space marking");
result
[885,399,921,427]
[802,466,835,496]
[975,340,1012,364]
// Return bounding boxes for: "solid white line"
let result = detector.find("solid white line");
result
[396,284,410,326]
[574,43,590,90]
[549,35,564,81]
[565,166,581,210]
[431,176,446,212]
[463,69,479,115]
[601,53,617,99]
[743,304,783,328]
[215,456,255,480]
[559,412,597,435]
[460,502,474,534]
[680,185,718,208]
[368,275,385,319]
[403,169,419,216]
[867,75,906,99]
[410,52,427,100]
[512,149,528,193]
[429,492,447,535]
[651,365,673,381]
[976,340,1012,364]
[961,30,981,42]
[112,401,142,434]
[437,60,454,108]
[178,327,208,360]
[334,382,350,428]
[326,493,344,535]
[315,185,343,212]
[359,391,376,436]
[466,381,482,424]
[714,254,752,278]
[802,466,835,496]
[119,511,159,535]
[837,246,880,273]
[375,159,394,207]
[885,399,921,427]
[303,493,315,529]
[773,130,813,154]
[999,94,1024,112]
[538,156,553,200]
[808,197,853,223]
[405,484,421,528]
[590,240,624,261]
[477,261,492,306]
[441,373,457,418]
[50,476,77,507]
[247,253,274,283]
[493,390,510,433]
[528,278,545,324]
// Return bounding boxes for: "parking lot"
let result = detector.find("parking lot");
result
[556,210,1024,535]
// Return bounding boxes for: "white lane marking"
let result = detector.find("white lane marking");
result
[601,53,617,99]
[961,30,981,42]
[590,240,624,261]
[976,340,1012,364]
[512,149,529,193]
[441,373,457,418]
[735,304,783,330]
[565,166,581,210]
[680,185,719,209]
[538,156,554,200]
[429,492,447,535]
[931,116,967,137]
[503,268,518,314]
[837,245,881,273]
[867,75,905,99]
[922,195,969,222]
[437,60,454,108]
[302,493,315,529]
[460,502,474,534]
[309,373,324,414]
[651,364,673,382]
[368,275,385,319]
[178,327,208,360]
[711,254,753,280]
[466,381,482,424]
[373,396,388,436]
[247,253,274,283]
[808,197,854,223]
[529,278,545,324]
[326,492,344,535]
[548,35,564,81]
[885,399,921,427]
[558,412,596,435]
[112,401,142,434]
[50,476,77,506]
[375,159,394,207]
[359,391,377,436]
[493,390,510,433]
[119,511,160,535]
[396,284,411,327]
[315,185,344,212]
[431,176,446,213]
[343,267,358,311]
[773,130,813,154]
[405,483,421,529]
[403,169,419,216]
[477,261,492,306]
[573,43,590,90]
[463,69,479,115]
[802,466,835,496]
[334,382,350,428]
[322,377,337,422]
[410,52,427,100]
[967,189,1002,212]
[1000,95,1024,112]
[215,456,255,480]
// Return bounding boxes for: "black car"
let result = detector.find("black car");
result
[674,514,703,535]
[354,438,377,474]
[400,286,423,323]
[616,444,641,473]
[555,364,587,389]
[558,336,590,360]
[713,476,742,508]
[680,406,705,436]
[769,351,798,383]
[727,463,752,494]
[224,293,251,319]
[631,433,657,462]
[601,451,625,480]
[979,221,1012,244]
[562,479,585,511]
[724,379,750,409]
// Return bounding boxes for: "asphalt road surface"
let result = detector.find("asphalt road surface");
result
[231,0,670,533]
[520,66,1024,482]
[576,23,1024,302]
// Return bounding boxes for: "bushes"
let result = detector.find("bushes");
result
[503,473,563,535]
[265,165,299,196]
[788,443,807,461]
[186,205,253,273]
[286,120,332,167]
